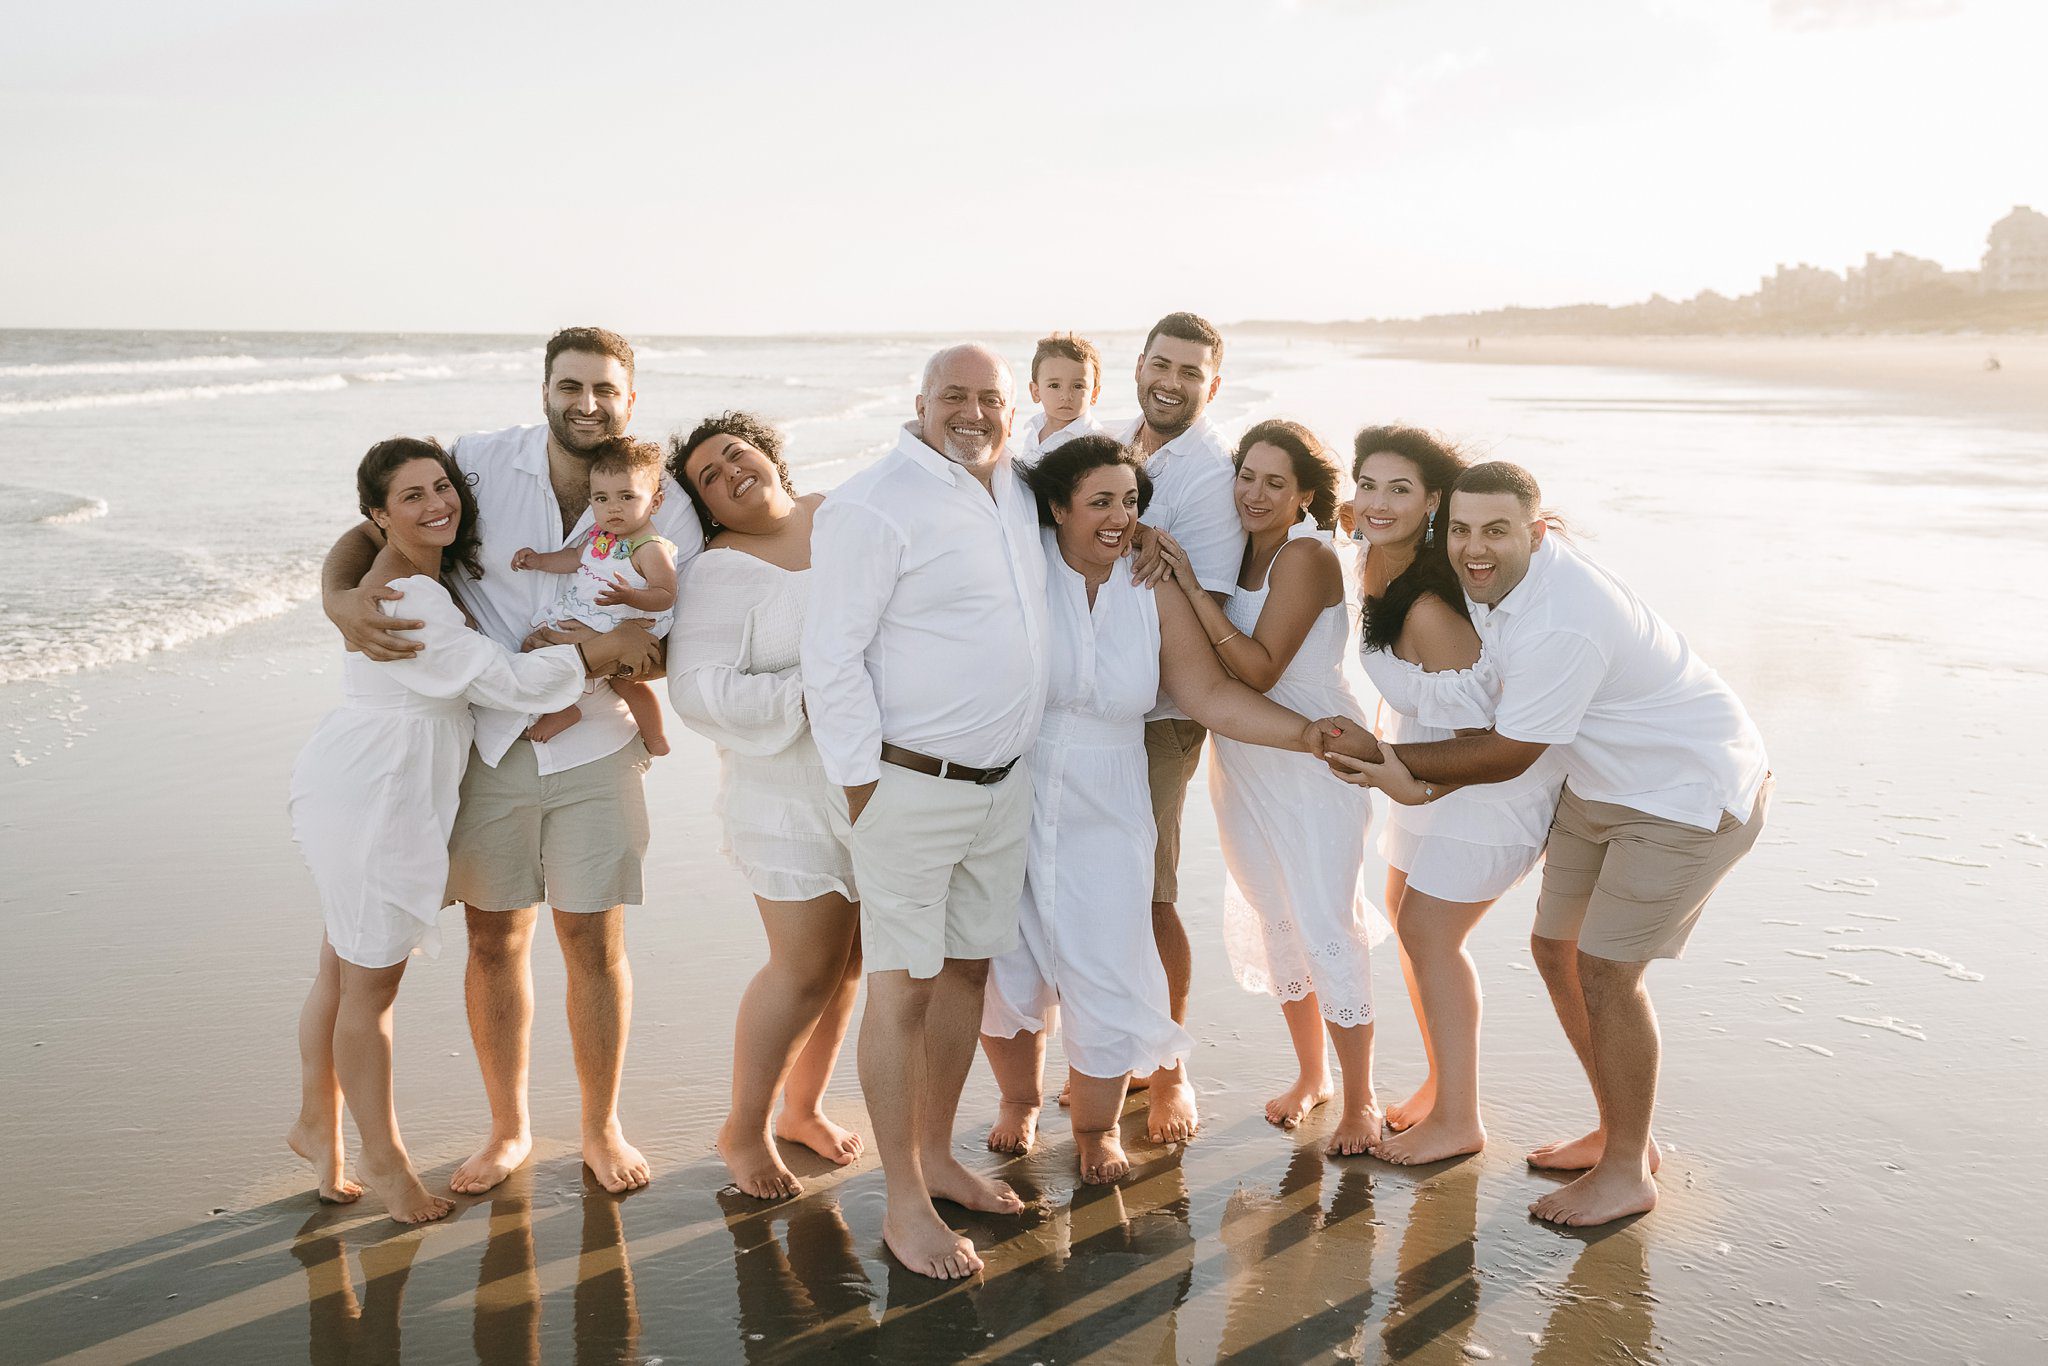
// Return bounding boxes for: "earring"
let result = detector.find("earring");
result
[1424,509,1436,547]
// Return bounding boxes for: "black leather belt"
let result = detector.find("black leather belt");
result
[880,742,1019,785]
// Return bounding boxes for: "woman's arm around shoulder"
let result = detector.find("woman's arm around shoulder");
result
[1157,587,1330,753]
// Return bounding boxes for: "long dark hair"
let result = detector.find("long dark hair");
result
[356,437,483,581]
[1022,434,1153,527]
[1235,419,1341,530]
[1354,426,1468,652]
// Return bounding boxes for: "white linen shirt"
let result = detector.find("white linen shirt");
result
[445,424,703,776]
[802,424,1051,788]
[1015,410,1108,464]
[1119,413,1245,720]
[1474,536,1768,832]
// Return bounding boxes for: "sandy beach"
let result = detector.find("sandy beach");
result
[3,334,2045,1363]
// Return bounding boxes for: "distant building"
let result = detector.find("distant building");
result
[1844,251,1947,307]
[1759,262,1844,315]
[1982,206,2048,292]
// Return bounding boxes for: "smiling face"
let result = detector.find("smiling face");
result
[682,432,788,530]
[588,464,662,537]
[543,349,635,456]
[1134,334,1220,440]
[1030,356,1098,430]
[1233,441,1307,536]
[1053,463,1141,573]
[1446,489,1545,604]
[372,456,462,556]
[916,346,1014,470]
[1350,450,1438,549]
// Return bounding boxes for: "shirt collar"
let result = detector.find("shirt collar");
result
[511,423,550,478]
[1120,413,1218,463]
[896,421,1017,492]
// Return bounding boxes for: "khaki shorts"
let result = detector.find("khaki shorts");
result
[1145,718,1208,904]
[830,761,1031,980]
[447,738,653,915]
[1534,775,1773,961]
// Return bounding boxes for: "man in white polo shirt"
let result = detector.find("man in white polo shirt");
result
[1115,311,1244,1144]
[320,326,700,1196]
[1323,461,1770,1229]
[803,343,1048,1280]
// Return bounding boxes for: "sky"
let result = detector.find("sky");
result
[3,0,2043,335]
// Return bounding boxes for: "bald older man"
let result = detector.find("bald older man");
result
[802,344,1049,1280]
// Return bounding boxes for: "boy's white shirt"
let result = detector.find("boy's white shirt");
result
[1014,409,1109,464]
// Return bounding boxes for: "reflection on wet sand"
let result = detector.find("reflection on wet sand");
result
[1532,1224,1657,1365]
[293,1215,423,1366]
[1383,1159,1481,1361]
[1219,1147,1377,1360]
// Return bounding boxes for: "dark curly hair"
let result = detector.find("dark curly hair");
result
[1353,426,1469,652]
[356,436,484,582]
[1022,434,1153,528]
[1234,418,1341,531]
[667,410,798,538]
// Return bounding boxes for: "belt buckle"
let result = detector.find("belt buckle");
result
[976,762,1010,786]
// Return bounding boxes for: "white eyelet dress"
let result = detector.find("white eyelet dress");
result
[667,549,856,904]
[1358,631,1564,903]
[1209,521,1388,1027]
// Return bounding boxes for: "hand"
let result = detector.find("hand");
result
[1315,720,1384,766]
[1301,715,1359,758]
[606,618,662,680]
[844,780,879,825]
[1328,746,1432,804]
[522,620,596,654]
[594,573,632,608]
[1128,524,1186,588]
[511,547,540,571]
[325,583,423,661]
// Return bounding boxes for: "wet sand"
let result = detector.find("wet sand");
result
[3,340,2046,1363]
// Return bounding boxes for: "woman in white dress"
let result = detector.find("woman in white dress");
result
[1157,419,1385,1157]
[1340,427,1563,1165]
[980,436,1337,1183]
[668,412,864,1200]
[288,438,621,1223]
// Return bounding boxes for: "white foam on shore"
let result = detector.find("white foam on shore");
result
[1831,944,1984,982]
[0,353,263,378]
[0,571,315,685]
[1842,1015,1928,1041]
[0,375,349,416]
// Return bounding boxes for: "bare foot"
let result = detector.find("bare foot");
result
[1265,1077,1332,1130]
[287,1116,362,1204]
[1146,1079,1200,1144]
[883,1204,983,1280]
[718,1119,800,1199]
[642,732,671,757]
[924,1153,1025,1214]
[584,1124,651,1193]
[986,1100,1041,1155]
[1527,1128,1661,1173]
[1385,1078,1436,1131]
[528,706,581,743]
[449,1133,531,1195]
[1371,1112,1485,1165]
[775,1110,863,1166]
[1324,1104,1385,1157]
[1530,1163,1658,1227]
[360,1158,453,1225]
[1076,1129,1131,1184]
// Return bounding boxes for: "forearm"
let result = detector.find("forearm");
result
[1390,732,1543,786]
[321,523,382,600]
[611,584,674,612]
[1178,674,1310,752]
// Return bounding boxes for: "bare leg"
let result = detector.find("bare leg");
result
[614,681,669,757]
[1323,1019,1382,1156]
[1527,933,1660,1173]
[1374,891,1493,1165]
[774,914,865,1167]
[1068,1071,1133,1184]
[1150,901,1193,1026]
[1265,993,1333,1129]
[556,906,649,1193]
[861,968,980,1279]
[980,1028,1045,1153]
[1381,869,1437,1131]
[720,893,861,1197]
[919,959,1024,1215]
[1531,953,1661,1226]
[333,959,451,1224]
[527,705,583,743]
[289,939,363,1203]
[451,905,537,1195]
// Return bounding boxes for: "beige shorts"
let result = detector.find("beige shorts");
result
[447,738,653,915]
[830,761,1031,979]
[1534,776,1773,961]
[1145,718,1208,904]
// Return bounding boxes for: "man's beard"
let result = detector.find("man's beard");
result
[547,407,624,454]
[1140,388,1200,440]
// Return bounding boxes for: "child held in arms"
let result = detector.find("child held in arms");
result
[512,436,677,755]
[1017,332,1107,463]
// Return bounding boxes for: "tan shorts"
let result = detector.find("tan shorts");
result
[447,738,653,915]
[830,760,1032,980]
[1145,718,1208,904]
[1534,776,1773,962]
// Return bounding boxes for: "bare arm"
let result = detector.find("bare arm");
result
[1396,593,1482,673]
[511,544,584,574]
[596,542,678,613]
[1323,725,1547,788]
[1156,587,1332,754]
[321,521,424,660]
[1172,536,1340,692]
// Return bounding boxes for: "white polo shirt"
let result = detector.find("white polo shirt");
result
[802,424,1050,788]
[446,424,703,775]
[1015,410,1108,464]
[1475,535,1768,832]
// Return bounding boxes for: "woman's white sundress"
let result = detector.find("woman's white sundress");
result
[980,539,1194,1079]
[1210,521,1387,1027]
[667,548,856,904]
[289,576,586,968]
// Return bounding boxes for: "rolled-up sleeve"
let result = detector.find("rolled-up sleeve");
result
[801,500,901,787]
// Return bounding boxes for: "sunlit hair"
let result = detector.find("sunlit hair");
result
[1234,418,1340,530]
[1142,311,1225,371]
[587,435,664,484]
[1022,434,1153,528]
[668,411,798,538]
[1353,425,1470,652]
[355,436,483,581]
[1031,332,1101,386]
[1454,460,1543,514]
[544,325,636,386]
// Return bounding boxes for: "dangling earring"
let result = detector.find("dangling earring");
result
[1424,509,1436,547]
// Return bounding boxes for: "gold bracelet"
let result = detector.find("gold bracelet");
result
[1212,630,1241,647]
